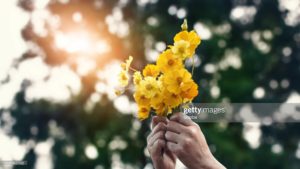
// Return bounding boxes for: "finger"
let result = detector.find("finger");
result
[151,116,168,130]
[148,131,165,147]
[152,122,167,134]
[165,131,181,144]
[152,139,165,158]
[165,147,176,161]
[166,120,185,134]
[166,141,180,155]
[170,112,193,126]
[147,122,166,142]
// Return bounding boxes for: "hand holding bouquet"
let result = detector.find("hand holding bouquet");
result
[117,20,201,120]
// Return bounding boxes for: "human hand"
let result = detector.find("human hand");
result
[147,116,176,169]
[165,113,226,169]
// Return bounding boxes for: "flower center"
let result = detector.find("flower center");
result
[178,46,186,54]
[176,77,183,85]
[141,95,146,100]
[135,79,140,84]
[168,59,174,66]
[175,40,189,55]
[141,108,148,113]
[172,93,178,98]
[146,84,153,90]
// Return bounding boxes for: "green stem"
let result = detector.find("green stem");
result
[191,55,195,76]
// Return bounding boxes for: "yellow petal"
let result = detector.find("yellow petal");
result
[181,19,188,31]
[137,106,150,120]
[133,71,142,85]
[119,70,129,87]
[125,55,133,71]
[142,64,160,78]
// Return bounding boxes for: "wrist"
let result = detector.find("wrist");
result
[205,156,226,169]
[191,151,226,169]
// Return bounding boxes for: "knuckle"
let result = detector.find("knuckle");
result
[188,126,199,136]
[190,127,198,135]
[182,138,192,148]
[165,131,170,139]
[157,123,164,130]
[186,138,192,145]
[155,122,166,132]
[155,131,164,140]
[193,122,200,129]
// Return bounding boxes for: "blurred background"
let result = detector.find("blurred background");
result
[1,0,300,168]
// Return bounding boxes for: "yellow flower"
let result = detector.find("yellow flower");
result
[137,106,150,120]
[153,101,168,117]
[163,68,193,94]
[121,56,133,71]
[180,81,198,101]
[163,89,182,108]
[114,87,124,96]
[181,19,188,31]
[150,91,164,108]
[157,49,183,73]
[150,91,161,104]
[144,84,168,116]
[139,76,161,99]
[119,70,129,87]
[117,20,201,120]
[172,31,201,59]
[143,64,160,78]
[134,76,160,106]
[134,90,150,106]
[133,71,142,85]
[119,56,133,87]
[171,40,191,59]
[115,90,122,96]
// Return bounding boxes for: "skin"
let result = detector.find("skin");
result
[147,116,176,169]
[147,113,226,169]
[165,113,226,169]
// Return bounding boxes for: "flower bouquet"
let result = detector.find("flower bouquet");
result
[116,20,201,120]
